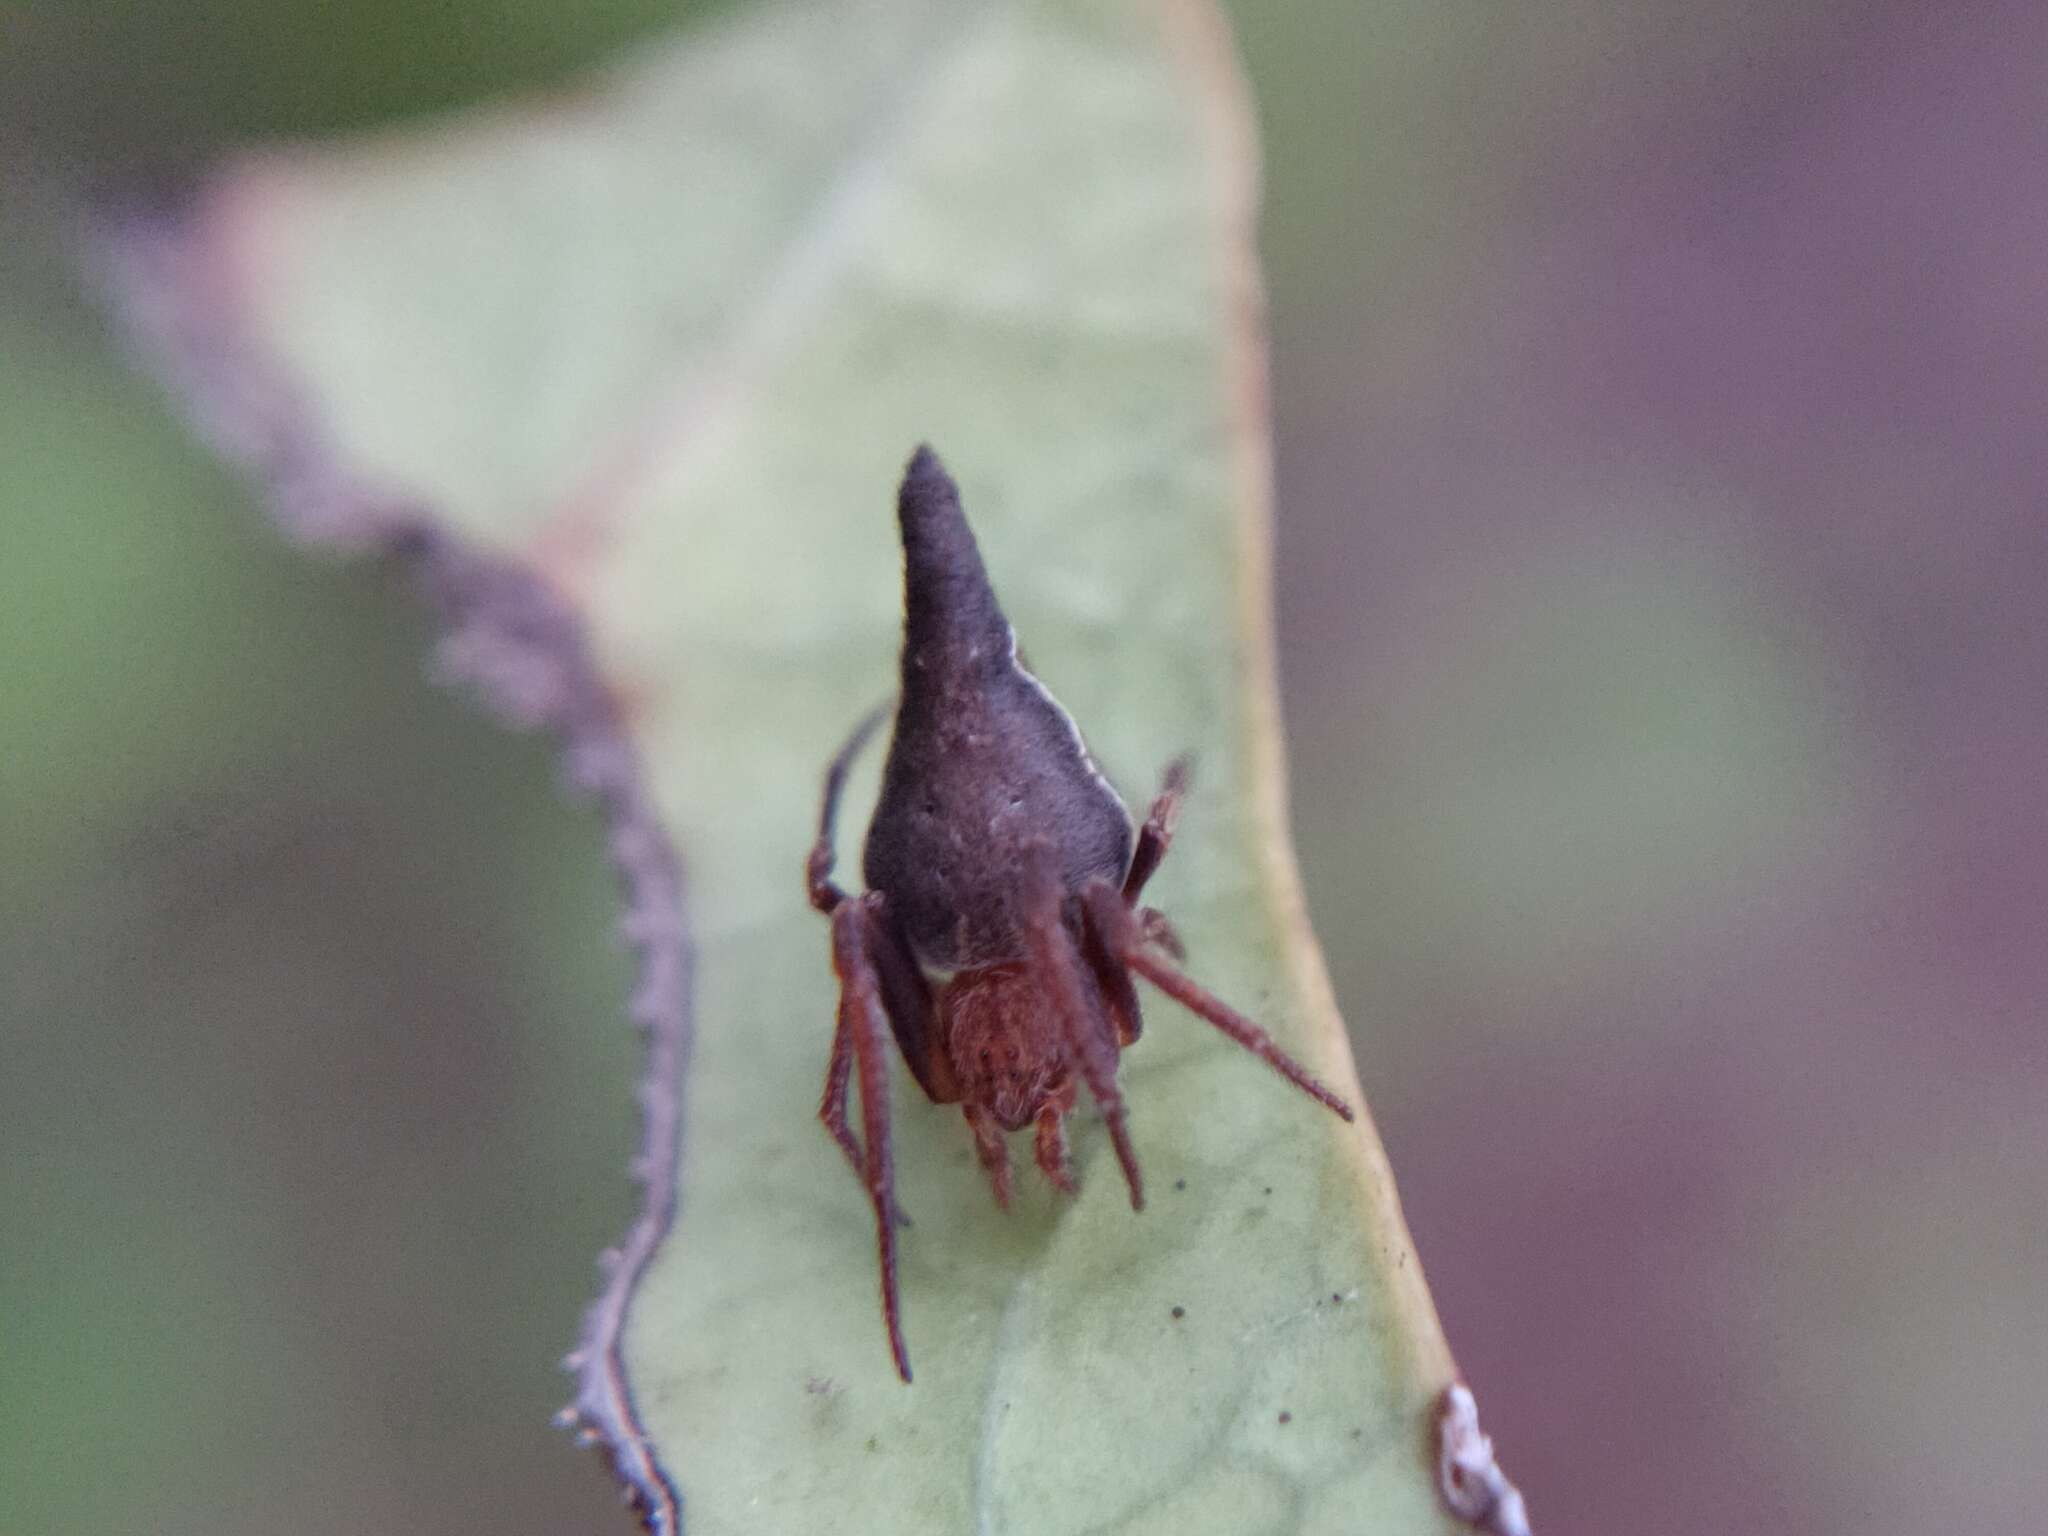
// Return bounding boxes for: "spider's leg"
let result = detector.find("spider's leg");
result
[1081,879,1355,1123]
[963,1104,1013,1209]
[1138,906,1185,961]
[1080,901,1145,1048]
[860,892,955,1107]
[828,895,914,1382]
[1024,849,1145,1210]
[807,701,891,913]
[819,901,918,1227]
[817,1002,866,1179]
[1122,754,1191,903]
[1033,1083,1079,1194]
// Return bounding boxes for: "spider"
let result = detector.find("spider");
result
[806,445,1355,1382]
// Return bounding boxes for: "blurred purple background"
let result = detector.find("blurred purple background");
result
[3,1,2043,1532]
[1255,2,2048,1529]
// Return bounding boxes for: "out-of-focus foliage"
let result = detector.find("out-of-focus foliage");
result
[1245,3,2048,1531]
[3,0,719,163]
[0,203,638,1533]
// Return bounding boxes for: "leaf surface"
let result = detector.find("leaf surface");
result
[111,0,1465,1529]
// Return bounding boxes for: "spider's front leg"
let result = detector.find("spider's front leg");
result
[1080,879,1356,1123]
[822,894,915,1382]
[1022,847,1145,1210]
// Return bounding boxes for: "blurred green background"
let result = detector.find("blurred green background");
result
[5,2,2044,1533]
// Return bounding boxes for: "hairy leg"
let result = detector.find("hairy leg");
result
[1122,755,1190,903]
[828,897,914,1382]
[1081,880,1355,1123]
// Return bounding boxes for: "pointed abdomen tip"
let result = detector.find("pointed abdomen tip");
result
[902,442,951,490]
[897,443,965,534]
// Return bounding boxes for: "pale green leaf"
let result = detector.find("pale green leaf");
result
[110,0,1471,1529]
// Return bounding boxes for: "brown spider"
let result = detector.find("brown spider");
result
[806,445,1354,1382]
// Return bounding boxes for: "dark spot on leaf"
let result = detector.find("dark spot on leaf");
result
[1174,1178,1186,1192]
[1278,1410,1292,1426]
[1170,1305,1185,1320]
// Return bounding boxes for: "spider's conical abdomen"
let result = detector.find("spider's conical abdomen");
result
[863,446,1133,971]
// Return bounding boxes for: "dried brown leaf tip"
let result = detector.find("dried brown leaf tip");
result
[806,445,1355,1381]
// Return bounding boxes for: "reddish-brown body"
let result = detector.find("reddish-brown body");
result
[807,446,1353,1382]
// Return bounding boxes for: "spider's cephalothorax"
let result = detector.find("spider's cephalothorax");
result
[806,445,1353,1382]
